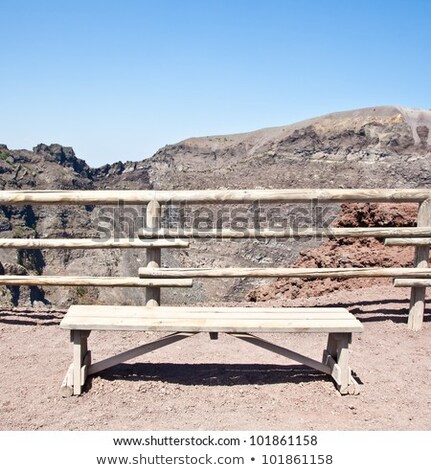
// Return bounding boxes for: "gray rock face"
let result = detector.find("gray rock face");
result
[146,106,431,190]
[0,106,430,307]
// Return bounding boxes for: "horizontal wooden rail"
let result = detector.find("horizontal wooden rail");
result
[0,238,189,249]
[394,278,431,287]
[139,267,431,279]
[385,238,431,246]
[0,276,193,287]
[140,227,431,239]
[0,189,430,205]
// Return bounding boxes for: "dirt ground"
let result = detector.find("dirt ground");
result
[0,284,430,431]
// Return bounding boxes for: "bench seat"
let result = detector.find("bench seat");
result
[60,305,363,397]
[60,305,363,333]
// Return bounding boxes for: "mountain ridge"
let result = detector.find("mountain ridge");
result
[178,105,431,150]
[2,105,430,179]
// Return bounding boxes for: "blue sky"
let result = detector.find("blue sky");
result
[1,0,430,167]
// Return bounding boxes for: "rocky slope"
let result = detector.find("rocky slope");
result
[147,105,431,189]
[0,105,430,307]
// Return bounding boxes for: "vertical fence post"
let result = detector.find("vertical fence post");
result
[145,200,161,306]
[408,198,431,330]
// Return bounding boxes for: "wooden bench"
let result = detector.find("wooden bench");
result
[60,305,363,396]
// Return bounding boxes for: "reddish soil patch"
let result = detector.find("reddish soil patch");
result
[248,203,418,302]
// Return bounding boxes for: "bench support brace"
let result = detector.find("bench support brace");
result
[230,332,359,395]
[61,331,196,396]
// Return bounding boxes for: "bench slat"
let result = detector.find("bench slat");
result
[64,312,353,321]
[66,305,349,317]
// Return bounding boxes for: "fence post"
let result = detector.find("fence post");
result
[408,198,431,330]
[145,200,161,306]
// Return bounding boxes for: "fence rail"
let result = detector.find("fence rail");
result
[139,227,431,239]
[0,275,192,287]
[138,267,431,279]
[0,188,431,205]
[0,238,188,249]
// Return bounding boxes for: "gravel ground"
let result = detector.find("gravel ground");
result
[0,285,430,431]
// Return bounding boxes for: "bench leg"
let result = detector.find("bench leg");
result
[325,333,359,395]
[322,332,338,364]
[68,330,91,396]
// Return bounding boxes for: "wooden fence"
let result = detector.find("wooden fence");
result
[1,189,431,329]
